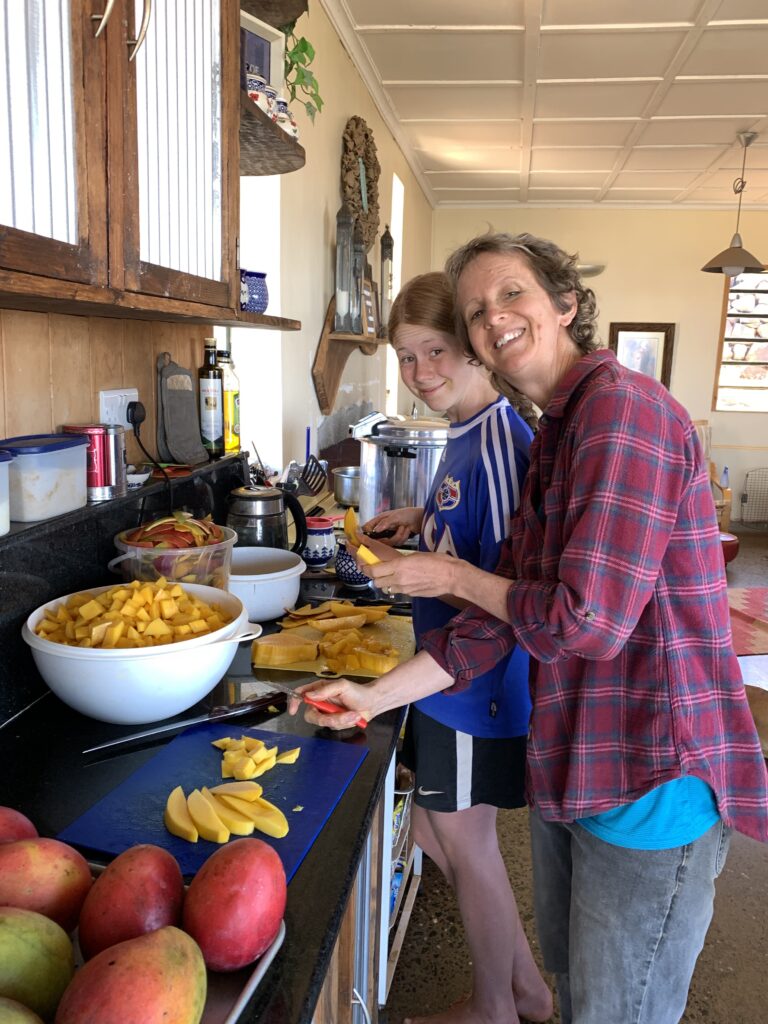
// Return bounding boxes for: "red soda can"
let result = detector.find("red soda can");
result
[62,424,109,501]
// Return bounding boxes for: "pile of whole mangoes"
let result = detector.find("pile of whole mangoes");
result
[0,805,287,1023]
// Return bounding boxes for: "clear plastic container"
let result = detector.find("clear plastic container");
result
[0,434,89,522]
[0,451,11,535]
[108,525,237,589]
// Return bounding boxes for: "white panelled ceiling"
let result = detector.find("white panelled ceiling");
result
[321,0,768,208]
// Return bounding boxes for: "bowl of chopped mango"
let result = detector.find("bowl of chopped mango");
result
[22,578,250,724]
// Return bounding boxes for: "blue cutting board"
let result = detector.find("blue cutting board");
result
[58,724,368,881]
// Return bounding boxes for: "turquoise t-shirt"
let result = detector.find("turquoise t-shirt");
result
[578,776,720,850]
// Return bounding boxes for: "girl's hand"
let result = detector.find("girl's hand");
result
[362,506,423,547]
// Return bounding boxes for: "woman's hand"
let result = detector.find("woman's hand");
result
[362,506,423,547]
[365,551,468,600]
[287,678,379,731]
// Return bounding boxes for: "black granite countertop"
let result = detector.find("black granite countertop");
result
[0,651,405,1024]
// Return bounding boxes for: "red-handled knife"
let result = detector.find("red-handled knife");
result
[263,679,368,729]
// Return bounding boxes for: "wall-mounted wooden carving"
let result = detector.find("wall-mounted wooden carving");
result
[312,297,384,414]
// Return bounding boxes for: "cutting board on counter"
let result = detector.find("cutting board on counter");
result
[58,724,368,880]
[260,613,415,679]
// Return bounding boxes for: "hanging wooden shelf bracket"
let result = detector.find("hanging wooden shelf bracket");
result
[312,297,384,414]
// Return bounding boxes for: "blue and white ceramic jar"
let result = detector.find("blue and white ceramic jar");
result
[302,516,336,569]
[239,270,269,313]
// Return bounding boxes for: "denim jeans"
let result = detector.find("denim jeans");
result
[529,808,732,1024]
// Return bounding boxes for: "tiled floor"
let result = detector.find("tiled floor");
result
[383,528,768,1024]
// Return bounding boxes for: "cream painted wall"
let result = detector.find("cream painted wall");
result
[276,1,432,464]
[433,207,768,519]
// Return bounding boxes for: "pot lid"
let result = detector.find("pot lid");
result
[0,433,91,454]
[371,417,449,442]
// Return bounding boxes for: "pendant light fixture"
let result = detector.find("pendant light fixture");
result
[702,131,764,277]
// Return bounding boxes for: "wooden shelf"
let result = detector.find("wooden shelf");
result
[240,92,306,176]
[240,1,307,29]
[312,297,382,413]
[0,270,301,331]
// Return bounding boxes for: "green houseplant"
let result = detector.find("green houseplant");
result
[281,19,323,122]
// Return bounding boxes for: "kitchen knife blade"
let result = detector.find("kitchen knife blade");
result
[81,691,286,754]
[263,679,368,730]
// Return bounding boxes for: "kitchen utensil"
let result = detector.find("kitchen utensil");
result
[227,547,306,621]
[332,465,360,506]
[22,584,249,725]
[59,723,370,880]
[355,416,448,526]
[226,485,307,554]
[301,516,336,569]
[109,525,237,590]
[297,453,327,495]
[258,678,368,729]
[81,690,287,754]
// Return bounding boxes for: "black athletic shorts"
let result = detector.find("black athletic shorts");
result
[399,706,528,813]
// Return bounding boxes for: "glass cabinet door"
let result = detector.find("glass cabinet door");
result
[120,0,234,306]
[0,0,108,284]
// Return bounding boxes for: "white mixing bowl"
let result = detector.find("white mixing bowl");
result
[227,547,306,622]
[22,583,253,725]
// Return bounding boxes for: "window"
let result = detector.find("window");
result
[226,174,283,472]
[715,272,768,413]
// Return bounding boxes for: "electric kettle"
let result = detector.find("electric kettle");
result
[226,485,307,553]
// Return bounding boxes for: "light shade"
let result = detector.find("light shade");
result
[701,233,764,276]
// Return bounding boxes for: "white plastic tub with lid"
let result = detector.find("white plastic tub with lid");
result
[0,434,90,522]
[0,451,11,536]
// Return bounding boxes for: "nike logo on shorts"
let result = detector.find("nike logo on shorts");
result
[417,786,444,796]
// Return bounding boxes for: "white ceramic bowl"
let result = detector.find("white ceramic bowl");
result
[22,583,252,725]
[227,547,306,622]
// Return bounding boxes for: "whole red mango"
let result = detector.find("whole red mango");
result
[55,926,206,1024]
[0,838,92,932]
[77,844,184,960]
[0,807,38,844]
[183,837,286,971]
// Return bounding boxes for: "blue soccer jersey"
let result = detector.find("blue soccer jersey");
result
[413,397,533,738]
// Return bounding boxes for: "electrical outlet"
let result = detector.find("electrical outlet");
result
[99,388,139,430]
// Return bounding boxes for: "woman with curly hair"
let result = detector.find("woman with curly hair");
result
[292,233,768,1024]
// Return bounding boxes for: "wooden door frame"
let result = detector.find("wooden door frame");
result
[117,0,238,307]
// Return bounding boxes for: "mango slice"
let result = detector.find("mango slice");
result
[164,785,198,842]
[200,787,254,836]
[310,614,367,632]
[357,544,380,565]
[209,781,263,801]
[252,633,319,666]
[344,507,359,547]
[275,747,300,765]
[217,794,289,839]
[186,788,229,843]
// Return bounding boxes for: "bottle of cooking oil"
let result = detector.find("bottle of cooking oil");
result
[198,338,224,459]
[216,336,241,455]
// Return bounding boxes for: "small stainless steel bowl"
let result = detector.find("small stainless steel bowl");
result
[332,466,360,507]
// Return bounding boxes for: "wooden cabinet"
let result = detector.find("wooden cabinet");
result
[0,1,299,332]
[0,1,108,286]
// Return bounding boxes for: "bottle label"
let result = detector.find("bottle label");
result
[223,389,240,453]
[200,379,223,449]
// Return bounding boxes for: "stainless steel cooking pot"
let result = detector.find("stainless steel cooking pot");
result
[357,417,448,527]
[331,466,360,507]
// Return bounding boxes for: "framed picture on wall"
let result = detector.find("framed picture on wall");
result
[608,322,676,388]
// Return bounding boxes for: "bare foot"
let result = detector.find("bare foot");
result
[514,981,553,1023]
[404,994,520,1024]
